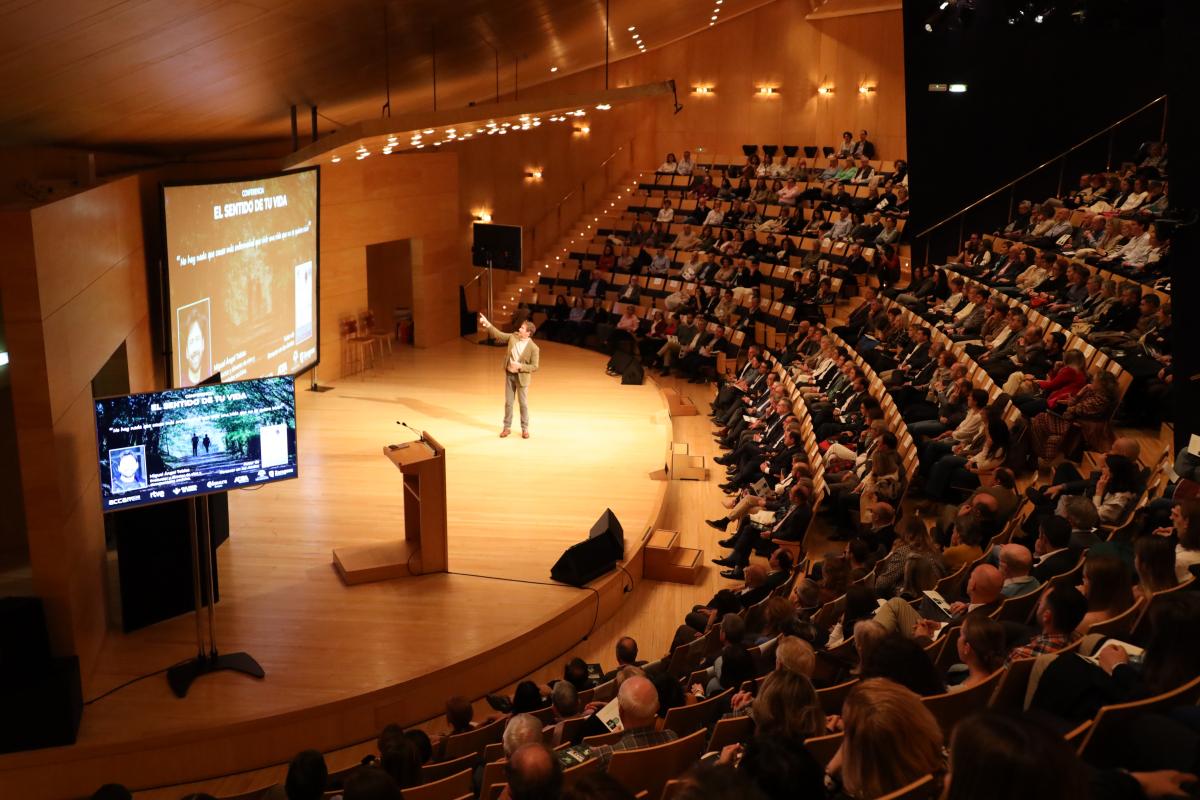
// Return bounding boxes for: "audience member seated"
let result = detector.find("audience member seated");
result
[1076,553,1136,634]
[1006,584,1087,663]
[592,677,678,767]
[826,678,944,798]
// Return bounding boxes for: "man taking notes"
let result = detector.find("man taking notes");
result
[479,314,540,439]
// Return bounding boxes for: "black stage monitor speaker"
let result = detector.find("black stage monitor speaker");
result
[0,655,82,753]
[0,597,52,672]
[550,537,617,587]
[589,508,625,561]
[621,361,644,385]
[607,349,633,374]
[472,222,523,271]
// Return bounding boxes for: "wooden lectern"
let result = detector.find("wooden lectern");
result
[332,432,449,585]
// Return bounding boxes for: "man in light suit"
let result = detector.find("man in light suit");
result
[479,314,540,438]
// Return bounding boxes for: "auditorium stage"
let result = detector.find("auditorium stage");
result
[0,339,672,799]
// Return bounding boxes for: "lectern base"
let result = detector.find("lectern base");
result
[332,541,422,585]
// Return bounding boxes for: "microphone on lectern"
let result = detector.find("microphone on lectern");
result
[396,420,424,442]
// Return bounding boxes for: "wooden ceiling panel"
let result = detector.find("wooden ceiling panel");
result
[0,0,774,152]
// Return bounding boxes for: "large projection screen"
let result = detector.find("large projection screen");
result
[163,167,319,387]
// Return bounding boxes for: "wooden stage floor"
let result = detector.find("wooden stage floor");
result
[1,339,672,798]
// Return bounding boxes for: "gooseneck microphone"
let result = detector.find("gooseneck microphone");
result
[396,420,424,442]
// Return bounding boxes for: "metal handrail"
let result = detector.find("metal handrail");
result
[537,137,633,227]
[528,136,636,264]
[913,94,1167,241]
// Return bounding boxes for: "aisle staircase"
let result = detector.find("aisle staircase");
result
[480,173,643,330]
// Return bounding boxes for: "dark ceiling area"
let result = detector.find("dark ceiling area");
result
[0,0,769,154]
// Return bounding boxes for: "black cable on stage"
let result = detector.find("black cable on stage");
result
[84,658,191,705]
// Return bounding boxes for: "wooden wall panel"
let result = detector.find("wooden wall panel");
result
[0,177,149,677]
[317,150,461,370]
[512,3,907,165]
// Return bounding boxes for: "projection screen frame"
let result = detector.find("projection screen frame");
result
[159,166,321,388]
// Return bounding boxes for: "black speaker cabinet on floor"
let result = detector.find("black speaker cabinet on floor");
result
[0,656,82,753]
[550,537,617,587]
[0,597,52,672]
[588,508,625,561]
[109,495,223,632]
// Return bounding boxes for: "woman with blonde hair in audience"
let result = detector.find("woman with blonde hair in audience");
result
[953,613,1007,692]
[1133,535,1179,603]
[857,449,904,527]
[1077,553,1136,634]
[750,669,827,739]
[828,678,944,799]
[741,201,763,228]
[874,516,942,597]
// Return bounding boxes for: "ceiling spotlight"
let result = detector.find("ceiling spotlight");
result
[817,85,833,95]
[423,128,434,134]
[711,15,717,20]
[416,144,425,148]
[858,84,876,94]
[757,86,779,95]
[526,168,543,180]
[331,155,341,163]
[948,83,968,93]
[596,103,612,110]
[550,66,558,72]
[628,25,636,31]
[693,86,713,94]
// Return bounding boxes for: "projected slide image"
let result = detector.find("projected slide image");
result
[177,297,213,387]
[95,377,298,511]
[164,168,319,386]
[295,261,313,345]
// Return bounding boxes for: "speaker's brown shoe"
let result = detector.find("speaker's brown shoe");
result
[521,430,530,439]
[500,428,511,438]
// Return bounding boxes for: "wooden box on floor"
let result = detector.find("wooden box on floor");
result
[643,529,702,584]
[662,388,699,417]
[670,442,708,481]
